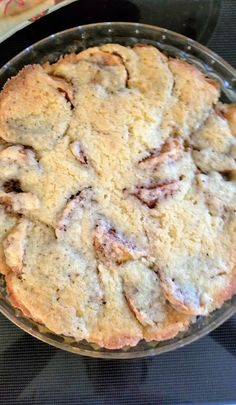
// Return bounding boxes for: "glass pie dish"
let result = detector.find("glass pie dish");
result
[0,22,236,359]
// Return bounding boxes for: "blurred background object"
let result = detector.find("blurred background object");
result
[0,0,76,42]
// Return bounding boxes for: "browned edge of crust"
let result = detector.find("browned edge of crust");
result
[0,250,11,276]
[5,273,43,324]
[160,267,236,316]
[144,317,190,342]
[89,334,141,350]
[161,281,201,315]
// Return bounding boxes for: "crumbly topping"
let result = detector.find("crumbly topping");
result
[0,44,235,349]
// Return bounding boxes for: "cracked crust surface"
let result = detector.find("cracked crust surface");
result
[0,44,235,349]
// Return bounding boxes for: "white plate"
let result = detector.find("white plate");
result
[0,0,77,43]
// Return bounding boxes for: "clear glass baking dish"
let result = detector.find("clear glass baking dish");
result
[0,22,236,358]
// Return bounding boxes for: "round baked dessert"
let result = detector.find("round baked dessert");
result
[0,44,235,349]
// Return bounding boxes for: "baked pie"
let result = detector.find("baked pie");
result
[0,44,235,349]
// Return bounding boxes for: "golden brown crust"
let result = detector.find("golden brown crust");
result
[0,207,18,275]
[221,104,236,136]
[120,260,191,341]
[90,334,141,350]
[160,277,201,316]
[166,59,220,138]
[0,65,72,152]
[6,273,38,320]
[0,248,10,276]
[0,44,235,350]
[144,310,190,341]
[3,219,30,275]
